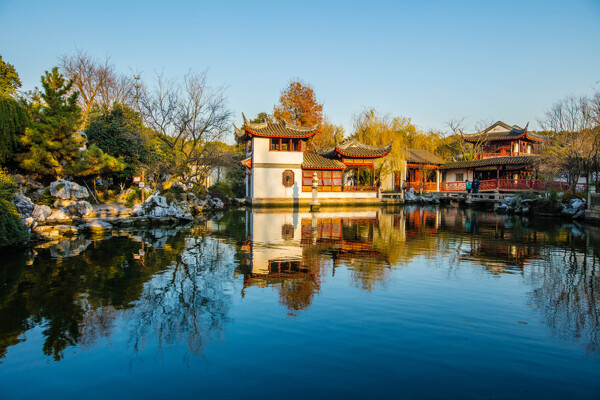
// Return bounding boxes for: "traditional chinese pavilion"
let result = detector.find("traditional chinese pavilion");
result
[234,116,391,205]
[439,121,547,191]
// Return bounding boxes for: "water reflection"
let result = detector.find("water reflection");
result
[1,206,599,363]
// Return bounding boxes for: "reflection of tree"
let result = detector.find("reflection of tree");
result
[279,280,317,314]
[528,246,600,353]
[0,228,190,361]
[128,236,235,356]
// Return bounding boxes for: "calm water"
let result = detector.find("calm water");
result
[1,206,599,399]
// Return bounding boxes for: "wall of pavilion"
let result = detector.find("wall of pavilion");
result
[235,117,392,205]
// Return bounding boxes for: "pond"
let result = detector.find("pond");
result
[1,206,599,399]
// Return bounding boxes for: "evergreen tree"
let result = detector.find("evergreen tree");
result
[17,67,84,178]
[85,104,149,179]
[0,56,28,164]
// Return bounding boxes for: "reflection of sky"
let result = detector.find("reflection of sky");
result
[1,209,600,399]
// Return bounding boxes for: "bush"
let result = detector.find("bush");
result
[40,187,54,206]
[0,199,27,247]
[208,182,234,200]
[164,192,176,204]
[0,169,17,200]
[125,187,143,207]
[0,171,27,248]
[549,189,559,202]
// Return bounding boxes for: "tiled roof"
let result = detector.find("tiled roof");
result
[302,152,346,170]
[316,139,392,158]
[463,121,546,143]
[439,155,539,170]
[403,148,445,165]
[234,114,318,141]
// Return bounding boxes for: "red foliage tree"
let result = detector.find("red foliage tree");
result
[273,80,323,127]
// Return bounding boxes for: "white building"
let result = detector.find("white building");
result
[235,116,392,206]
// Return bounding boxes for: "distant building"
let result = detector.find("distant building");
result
[234,115,391,206]
[439,121,547,191]
[380,148,446,192]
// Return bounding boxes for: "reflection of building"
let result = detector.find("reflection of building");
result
[234,116,391,206]
[238,210,390,311]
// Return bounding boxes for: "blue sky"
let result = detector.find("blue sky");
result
[1,0,599,135]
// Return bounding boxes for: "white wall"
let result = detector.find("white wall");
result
[253,137,304,165]
[252,166,305,198]
[443,168,471,182]
[250,210,378,273]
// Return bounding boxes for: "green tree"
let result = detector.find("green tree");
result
[0,56,22,96]
[85,104,149,179]
[0,56,28,164]
[16,68,84,178]
[0,170,27,248]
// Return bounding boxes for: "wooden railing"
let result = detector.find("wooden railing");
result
[440,179,587,192]
[405,181,438,192]
[343,185,377,192]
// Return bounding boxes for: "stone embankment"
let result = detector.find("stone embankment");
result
[494,196,586,219]
[11,179,232,242]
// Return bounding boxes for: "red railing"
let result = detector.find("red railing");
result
[440,181,466,191]
[440,179,587,192]
[343,186,377,192]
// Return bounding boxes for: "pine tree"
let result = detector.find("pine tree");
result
[17,67,85,178]
[0,56,28,164]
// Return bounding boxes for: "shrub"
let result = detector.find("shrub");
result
[40,187,54,206]
[549,189,558,202]
[125,188,142,207]
[0,171,27,248]
[164,192,176,204]
[0,169,17,200]
[208,182,234,199]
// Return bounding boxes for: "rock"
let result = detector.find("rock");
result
[570,198,585,211]
[495,204,509,214]
[573,209,585,220]
[24,217,36,230]
[45,209,73,224]
[12,195,35,217]
[131,203,144,216]
[34,224,77,238]
[54,199,76,208]
[32,205,52,222]
[49,179,89,200]
[405,189,418,202]
[63,201,93,217]
[13,174,44,191]
[146,195,168,208]
[79,219,113,234]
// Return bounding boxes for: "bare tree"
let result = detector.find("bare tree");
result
[140,70,231,186]
[444,118,490,161]
[59,49,136,126]
[538,93,599,190]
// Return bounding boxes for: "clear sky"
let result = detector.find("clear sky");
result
[1,0,599,135]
